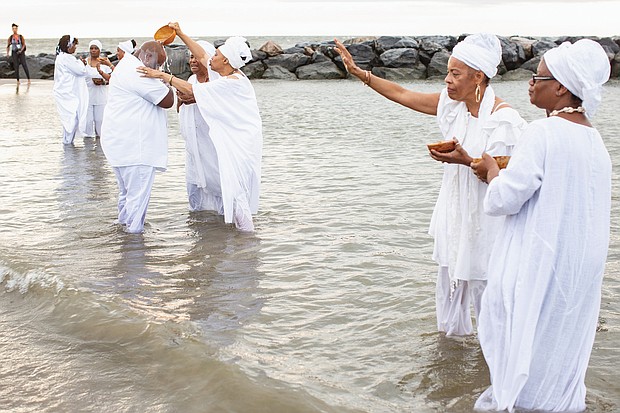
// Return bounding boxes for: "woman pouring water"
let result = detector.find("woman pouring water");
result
[140,22,262,232]
[334,34,527,336]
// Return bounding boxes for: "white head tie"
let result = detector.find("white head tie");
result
[88,40,102,51]
[218,36,252,69]
[118,40,135,54]
[543,39,610,118]
[451,33,502,79]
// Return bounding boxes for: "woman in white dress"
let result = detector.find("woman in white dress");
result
[472,39,612,412]
[84,40,113,138]
[53,35,88,145]
[334,34,527,336]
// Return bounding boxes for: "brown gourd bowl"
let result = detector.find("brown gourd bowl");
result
[427,140,456,153]
[154,25,176,45]
[471,156,511,169]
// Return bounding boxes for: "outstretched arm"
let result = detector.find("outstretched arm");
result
[333,39,440,116]
[138,66,194,102]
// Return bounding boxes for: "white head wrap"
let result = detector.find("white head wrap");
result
[543,39,610,118]
[218,36,252,69]
[450,33,502,79]
[88,40,102,51]
[118,40,135,54]
[196,40,220,81]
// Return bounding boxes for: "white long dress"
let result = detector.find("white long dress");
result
[84,61,112,137]
[52,52,89,143]
[430,86,527,335]
[192,73,262,231]
[475,117,611,412]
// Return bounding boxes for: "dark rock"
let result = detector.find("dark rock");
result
[597,37,620,54]
[332,55,346,73]
[213,39,225,48]
[311,52,331,63]
[519,56,541,73]
[345,43,377,70]
[418,38,447,56]
[374,36,407,54]
[241,61,266,79]
[511,37,536,60]
[427,51,450,78]
[262,65,297,80]
[296,61,345,80]
[372,64,426,81]
[379,48,419,68]
[164,45,190,77]
[612,53,620,78]
[499,36,526,71]
[394,37,419,49]
[282,46,306,55]
[251,49,267,63]
[265,53,311,72]
[418,35,457,52]
[418,50,432,66]
[532,40,556,56]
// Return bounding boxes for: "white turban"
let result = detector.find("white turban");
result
[543,39,611,118]
[451,33,502,79]
[118,40,135,54]
[218,36,252,69]
[196,40,220,81]
[88,40,102,51]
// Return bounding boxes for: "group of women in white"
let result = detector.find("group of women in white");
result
[335,34,611,412]
[51,25,613,412]
[52,27,262,234]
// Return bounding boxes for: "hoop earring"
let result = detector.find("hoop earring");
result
[475,84,481,103]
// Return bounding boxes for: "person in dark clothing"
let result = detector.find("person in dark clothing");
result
[6,23,31,84]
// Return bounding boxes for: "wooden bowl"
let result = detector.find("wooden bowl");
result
[154,25,176,45]
[471,156,510,169]
[427,140,456,153]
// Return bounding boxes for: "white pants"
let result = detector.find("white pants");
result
[436,266,486,336]
[85,104,105,137]
[112,165,156,234]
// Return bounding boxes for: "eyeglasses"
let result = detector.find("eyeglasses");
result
[532,74,555,83]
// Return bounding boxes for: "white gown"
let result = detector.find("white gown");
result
[192,73,262,231]
[430,86,527,335]
[475,117,611,412]
[52,52,89,142]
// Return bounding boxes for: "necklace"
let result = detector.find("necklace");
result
[549,106,585,117]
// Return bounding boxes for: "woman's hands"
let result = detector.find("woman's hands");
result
[168,22,183,36]
[137,65,165,81]
[471,153,500,183]
[333,39,365,79]
[429,139,474,166]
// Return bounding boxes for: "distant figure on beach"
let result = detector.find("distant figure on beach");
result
[84,40,113,138]
[6,23,30,84]
[116,39,136,61]
[53,35,89,145]
[334,34,527,336]
[100,40,174,234]
[471,39,611,413]
[140,22,262,232]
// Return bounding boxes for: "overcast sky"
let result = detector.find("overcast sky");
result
[3,0,620,39]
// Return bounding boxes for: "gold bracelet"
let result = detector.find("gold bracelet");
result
[169,73,174,85]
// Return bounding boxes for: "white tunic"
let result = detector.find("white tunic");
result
[475,117,611,412]
[53,52,89,134]
[430,86,526,284]
[85,60,112,106]
[100,53,170,170]
[192,73,262,224]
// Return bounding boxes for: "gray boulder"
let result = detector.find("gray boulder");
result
[418,36,457,52]
[427,51,450,77]
[265,53,311,72]
[241,61,266,79]
[372,64,426,81]
[612,53,620,78]
[311,52,331,63]
[262,65,297,80]
[499,36,526,70]
[379,48,419,68]
[296,61,345,80]
[501,68,533,81]
[532,40,556,56]
[519,56,541,73]
[345,43,377,69]
[374,36,410,54]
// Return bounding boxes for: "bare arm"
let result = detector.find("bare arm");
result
[157,88,175,109]
[333,39,440,116]
[167,22,211,69]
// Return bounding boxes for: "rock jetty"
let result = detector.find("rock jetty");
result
[1,35,619,81]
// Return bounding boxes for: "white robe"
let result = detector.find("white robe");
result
[475,117,611,412]
[85,61,111,106]
[101,53,170,170]
[430,86,526,285]
[192,73,262,227]
[53,52,89,135]
[179,75,222,212]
